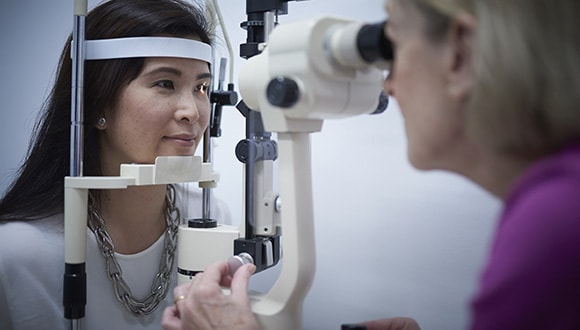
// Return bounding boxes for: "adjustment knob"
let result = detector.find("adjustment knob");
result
[266,76,300,108]
[188,218,217,228]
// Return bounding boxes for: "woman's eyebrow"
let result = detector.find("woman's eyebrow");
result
[142,67,212,81]
[197,72,212,80]
[143,66,182,77]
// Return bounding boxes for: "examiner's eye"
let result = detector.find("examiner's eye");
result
[154,80,174,89]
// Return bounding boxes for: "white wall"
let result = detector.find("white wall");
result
[0,1,501,329]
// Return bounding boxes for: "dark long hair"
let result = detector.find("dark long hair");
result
[0,0,214,220]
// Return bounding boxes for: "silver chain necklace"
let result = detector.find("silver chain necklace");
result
[87,184,181,315]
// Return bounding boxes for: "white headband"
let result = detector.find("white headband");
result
[79,37,212,62]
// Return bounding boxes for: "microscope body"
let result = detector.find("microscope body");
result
[236,15,387,329]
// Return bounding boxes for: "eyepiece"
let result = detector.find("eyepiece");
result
[328,20,393,70]
[357,21,393,63]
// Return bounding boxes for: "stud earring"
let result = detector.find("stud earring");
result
[97,117,106,127]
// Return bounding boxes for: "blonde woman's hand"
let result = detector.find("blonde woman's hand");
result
[342,317,420,330]
[361,317,420,330]
[161,261,259,330]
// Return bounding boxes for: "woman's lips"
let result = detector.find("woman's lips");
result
[165,134,195,147]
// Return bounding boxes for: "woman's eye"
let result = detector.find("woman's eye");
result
[155,80,174,89]
[195,83,210,95]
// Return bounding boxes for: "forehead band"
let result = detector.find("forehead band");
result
[73,37,212,63]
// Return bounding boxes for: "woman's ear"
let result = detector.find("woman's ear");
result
[446,12,476,101]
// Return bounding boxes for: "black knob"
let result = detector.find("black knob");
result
[210,90,238,106]
[266,76,300,108]
[188,218,217,228]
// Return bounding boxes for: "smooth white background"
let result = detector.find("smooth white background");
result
[0,1,501,329]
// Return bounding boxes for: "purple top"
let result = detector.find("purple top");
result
[470,144,580,329]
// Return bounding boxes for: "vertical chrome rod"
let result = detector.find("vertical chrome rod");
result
[202,58,227,219]
[70,13,85,177]
[202,128,212,220]
[64,2,88,330]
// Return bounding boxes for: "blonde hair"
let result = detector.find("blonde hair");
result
[394,0,580,157]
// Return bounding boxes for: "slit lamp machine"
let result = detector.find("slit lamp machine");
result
[63,0,393,329]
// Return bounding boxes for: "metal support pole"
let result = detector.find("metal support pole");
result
[64,1,88,329]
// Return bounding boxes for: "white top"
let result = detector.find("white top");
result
[0,183,231,330]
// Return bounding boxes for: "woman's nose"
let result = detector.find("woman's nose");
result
[176,93,201,123]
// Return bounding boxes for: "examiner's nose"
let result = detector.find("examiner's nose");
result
[383,74,394,97]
